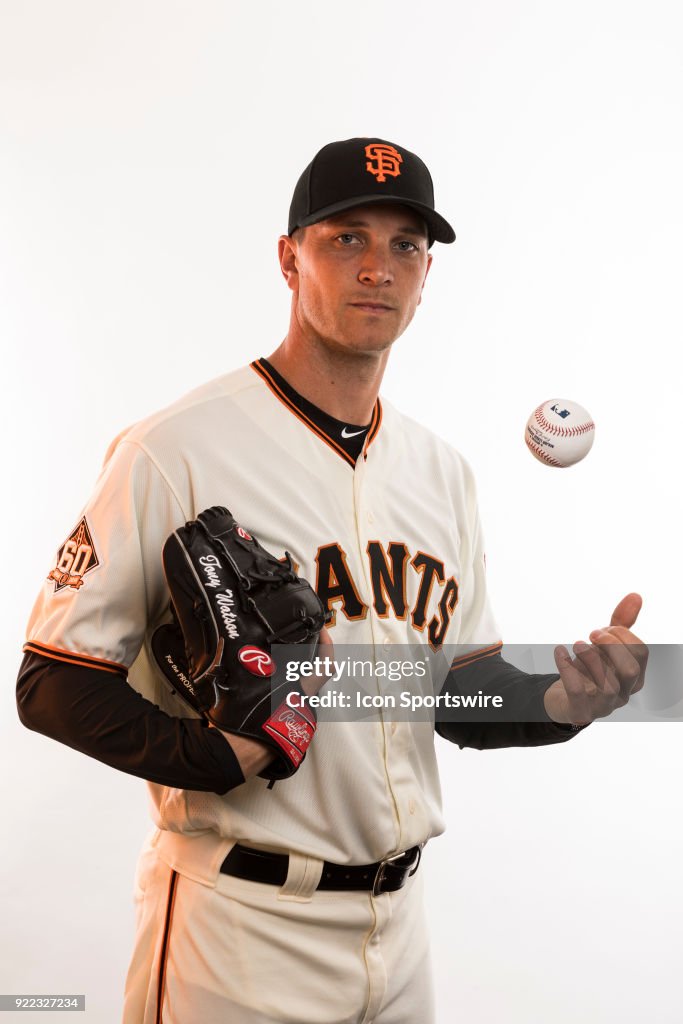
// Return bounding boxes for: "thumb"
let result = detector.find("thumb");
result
[318,625,334,659]
[610,592,643,629]
[301,626,335,697]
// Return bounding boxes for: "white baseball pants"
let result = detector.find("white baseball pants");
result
[122,833,435,1024]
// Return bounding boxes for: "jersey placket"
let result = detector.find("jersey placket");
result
[351,440,409,854]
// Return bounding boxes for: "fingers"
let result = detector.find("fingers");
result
[572,640,624,702]
[317,626,335,670]
[553,636,636,723]
[589,625,648,666]
[319,625,334,651]
[553,645,595,724]
[550,593,647,721]
[609,592,642,630]
[589,593,647,696]
[587,628,647,696]
[301,626,335,697]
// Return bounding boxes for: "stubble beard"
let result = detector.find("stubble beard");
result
[297,296,411,361]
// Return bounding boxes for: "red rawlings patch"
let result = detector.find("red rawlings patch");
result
[236,526,252,541]
[263,700,316,766]
[238,646,275,677]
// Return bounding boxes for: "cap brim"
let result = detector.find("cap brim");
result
[292,195,456,245]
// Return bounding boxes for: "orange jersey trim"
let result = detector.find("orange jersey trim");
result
[251,359,382,467]
[365,399,382,451]
[23,641,128,676]
[450,640,503,671]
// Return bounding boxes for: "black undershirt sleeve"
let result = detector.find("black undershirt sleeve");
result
[435,652,586,750]
[16,651,245,794]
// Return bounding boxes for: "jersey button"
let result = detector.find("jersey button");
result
[408,800,416,815]
[367,510,375,524]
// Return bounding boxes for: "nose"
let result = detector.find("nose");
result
[357,243,394,287]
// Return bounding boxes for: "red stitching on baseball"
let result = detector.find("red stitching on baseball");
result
[525,437,562,467]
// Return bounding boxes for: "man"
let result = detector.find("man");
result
[17,138,647,1024]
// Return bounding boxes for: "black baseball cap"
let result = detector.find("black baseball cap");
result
[288,137,456,248]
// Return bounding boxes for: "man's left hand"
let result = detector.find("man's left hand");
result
[544,593,648,726]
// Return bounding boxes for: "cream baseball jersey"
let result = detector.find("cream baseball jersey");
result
[24,360,501,868]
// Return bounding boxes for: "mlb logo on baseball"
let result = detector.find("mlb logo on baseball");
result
[524,399,595,468]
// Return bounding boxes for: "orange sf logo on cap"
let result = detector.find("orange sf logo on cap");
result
[365,143,403,183]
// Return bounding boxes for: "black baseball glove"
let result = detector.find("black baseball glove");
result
[151,506,330,780]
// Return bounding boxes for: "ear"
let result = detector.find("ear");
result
[417,253,433,306]
[278,235,300,292]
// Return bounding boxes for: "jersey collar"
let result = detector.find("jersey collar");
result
[251,358,382,468]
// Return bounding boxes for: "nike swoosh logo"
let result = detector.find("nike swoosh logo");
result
[341,426,368,438]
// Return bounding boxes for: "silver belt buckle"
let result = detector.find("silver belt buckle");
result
[372,844,423,897]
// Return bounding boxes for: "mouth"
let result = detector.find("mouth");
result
[349,303,395,314]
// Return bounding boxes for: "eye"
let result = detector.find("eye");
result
[336,233,360,245]
[396,239,419,252]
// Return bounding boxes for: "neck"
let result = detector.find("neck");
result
[266,337,388,425]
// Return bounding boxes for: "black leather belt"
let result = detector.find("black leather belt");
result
[220,843,424,897]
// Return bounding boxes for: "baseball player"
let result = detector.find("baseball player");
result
[16,137,648,1024]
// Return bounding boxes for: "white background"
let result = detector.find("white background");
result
[2,1,682,1021]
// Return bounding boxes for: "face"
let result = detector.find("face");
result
[279,203,432,357]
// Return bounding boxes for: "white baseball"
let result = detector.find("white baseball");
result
[524,399,595,468]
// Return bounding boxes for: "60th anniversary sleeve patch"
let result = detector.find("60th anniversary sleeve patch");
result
[47,517,100,591]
